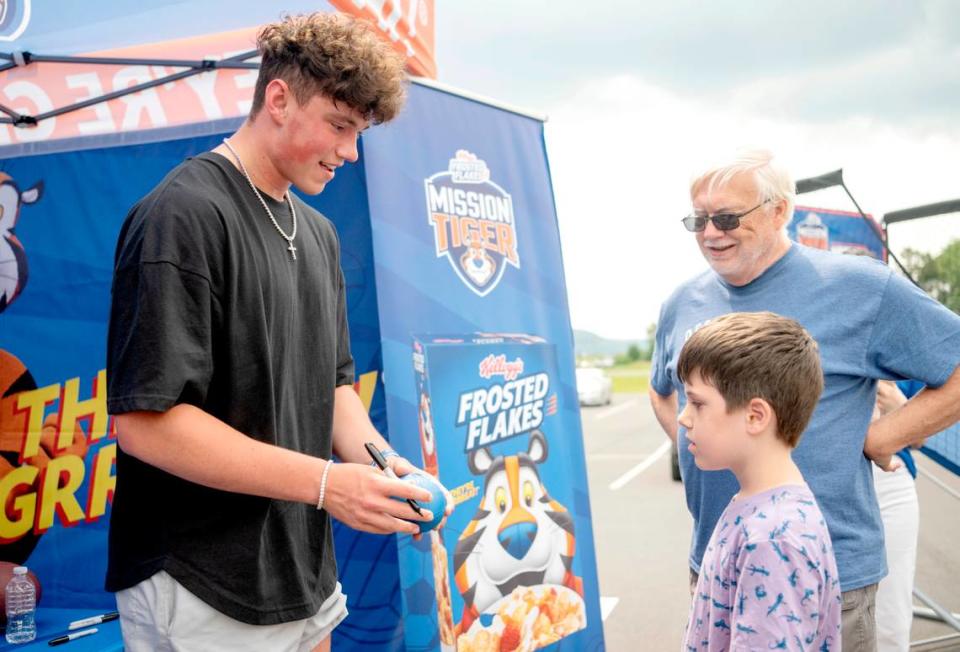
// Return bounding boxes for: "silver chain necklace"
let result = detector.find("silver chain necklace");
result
[222,138,298,260]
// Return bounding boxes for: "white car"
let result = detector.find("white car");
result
[575,367,613,406]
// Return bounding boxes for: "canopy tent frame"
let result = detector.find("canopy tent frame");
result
[0,49,259,127]
[883,199,960,225]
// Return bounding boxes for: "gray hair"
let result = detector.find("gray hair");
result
[690,148,796,218]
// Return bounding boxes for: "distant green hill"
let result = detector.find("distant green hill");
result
[573,329,648,357]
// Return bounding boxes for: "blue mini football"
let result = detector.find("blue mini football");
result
[397,471,448,533]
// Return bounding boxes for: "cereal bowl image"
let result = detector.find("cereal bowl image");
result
[456,584,587,652]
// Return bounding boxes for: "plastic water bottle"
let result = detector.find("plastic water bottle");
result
[5,566,36,644]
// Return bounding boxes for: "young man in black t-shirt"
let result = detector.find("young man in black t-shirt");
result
[106,13,450,652]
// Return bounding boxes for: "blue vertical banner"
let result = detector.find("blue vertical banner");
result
[362,83,605,651]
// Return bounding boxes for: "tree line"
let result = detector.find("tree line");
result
[902,238,960,314]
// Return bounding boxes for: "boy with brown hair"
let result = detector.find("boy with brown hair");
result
[678,312,841,651]
[106,12,449,652]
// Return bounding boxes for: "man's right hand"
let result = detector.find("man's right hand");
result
[322,462,434,535]
[875,380,907,417]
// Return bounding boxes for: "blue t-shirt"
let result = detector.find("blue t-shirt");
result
[652,244,960,592]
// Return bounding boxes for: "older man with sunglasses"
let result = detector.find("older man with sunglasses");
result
[649,148,960,651]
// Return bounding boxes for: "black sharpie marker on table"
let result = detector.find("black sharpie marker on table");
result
[67,611,118,630]
[364,442,423,516]
[48,627,98,646]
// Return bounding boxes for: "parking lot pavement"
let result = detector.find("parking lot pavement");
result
[581,393,960,651]
[912,456,960,649]
[581,394,692,650]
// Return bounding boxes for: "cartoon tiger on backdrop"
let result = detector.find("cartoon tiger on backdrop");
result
[0,173,42,312]
[453,430,583,635]
[0,173,88,563]
[459,240,497,289]
[417,386,438,478]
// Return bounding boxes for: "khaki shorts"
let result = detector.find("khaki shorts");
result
[116,571,348,652]
[841,583,878,652]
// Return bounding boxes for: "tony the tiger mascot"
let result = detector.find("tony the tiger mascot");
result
[418,387,439,478]
[453,430,583,635]
[0,173,42,312]
[459,241,496,289]
[0,172,87,563]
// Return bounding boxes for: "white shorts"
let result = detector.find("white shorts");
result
[116,571,348,652]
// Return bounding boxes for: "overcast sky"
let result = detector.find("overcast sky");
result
[434,1,960,339]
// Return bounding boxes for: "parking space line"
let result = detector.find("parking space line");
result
[595,398,639,421]
[600,596,619,621]
[608,440,672,491]
[917,465,960,501]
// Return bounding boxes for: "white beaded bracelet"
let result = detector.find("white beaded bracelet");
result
[316,459,333,511]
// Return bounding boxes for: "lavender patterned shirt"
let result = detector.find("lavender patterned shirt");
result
[682,484,842,651]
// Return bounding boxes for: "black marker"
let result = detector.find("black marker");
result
[364,442,423,516]
[49,627,98,646]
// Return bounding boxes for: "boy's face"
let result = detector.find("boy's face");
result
[677,370,750,471]
[275,92,370,195]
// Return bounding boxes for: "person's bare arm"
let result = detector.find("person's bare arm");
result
[116,399,431,535]
[649,387,679,444]
[116,405,328,503]
[330,384,393,464]
[865,365,960,470]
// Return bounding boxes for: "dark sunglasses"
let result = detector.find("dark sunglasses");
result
[681,200,769,232]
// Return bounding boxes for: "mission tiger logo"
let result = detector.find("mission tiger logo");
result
[424,150,520,297]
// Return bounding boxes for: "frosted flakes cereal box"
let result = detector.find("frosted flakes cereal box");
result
[399,334,587,652]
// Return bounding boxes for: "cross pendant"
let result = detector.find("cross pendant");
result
[288,242,297,260]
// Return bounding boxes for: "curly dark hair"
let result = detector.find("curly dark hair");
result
[251,12,407,124]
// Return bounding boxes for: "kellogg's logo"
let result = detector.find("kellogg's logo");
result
[424,150,520,297]
[0,0,31,42]
[478,354,524,381]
